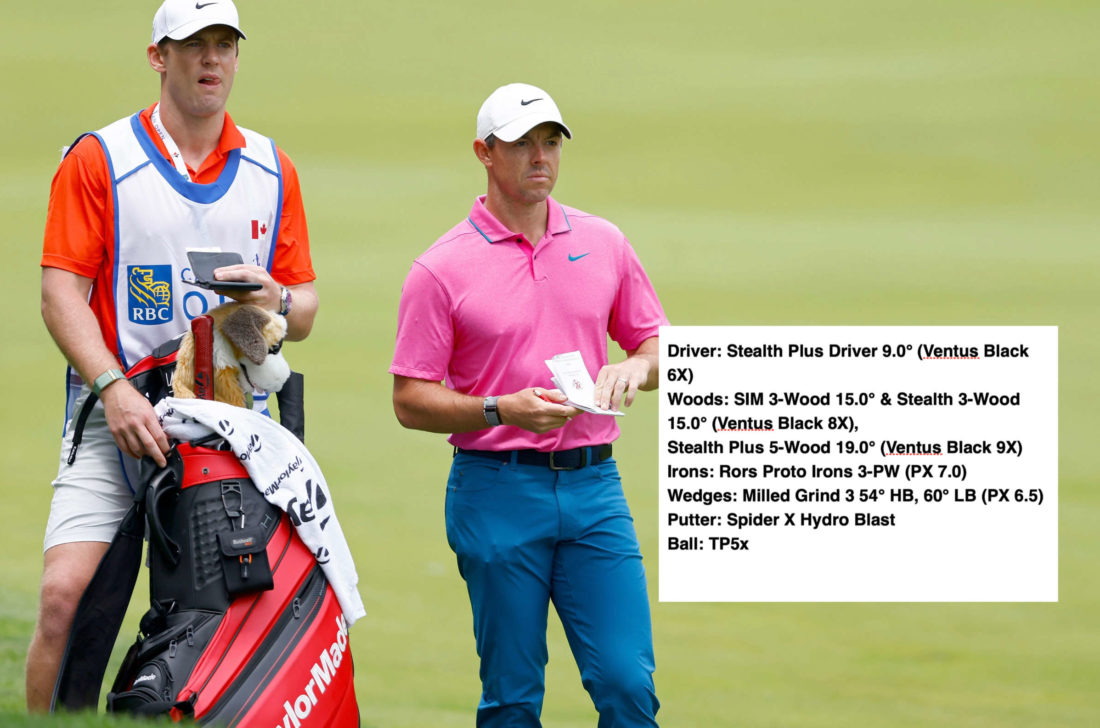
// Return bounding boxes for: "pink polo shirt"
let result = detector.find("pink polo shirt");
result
[390,195,668,452]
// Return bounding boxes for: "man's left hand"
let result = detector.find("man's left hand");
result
[594,357,651,411]
[213,264,281,311]
[593,337,661,411]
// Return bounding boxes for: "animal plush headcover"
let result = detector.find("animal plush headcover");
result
[172,303,291,408]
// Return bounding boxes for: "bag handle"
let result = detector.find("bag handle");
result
[146,453,183,568]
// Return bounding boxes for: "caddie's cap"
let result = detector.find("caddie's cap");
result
[476,83,572,142]
[152,0,247,44]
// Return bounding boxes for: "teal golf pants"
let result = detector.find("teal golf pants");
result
[446,451,659,727]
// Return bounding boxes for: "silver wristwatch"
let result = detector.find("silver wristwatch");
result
[483,396,502,427]
[278,285,293,316]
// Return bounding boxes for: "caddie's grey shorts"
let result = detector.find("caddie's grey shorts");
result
[43,388,136,552]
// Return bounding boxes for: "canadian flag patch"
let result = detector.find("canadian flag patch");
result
[251,220,268,239]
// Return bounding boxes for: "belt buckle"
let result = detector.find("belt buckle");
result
[549,448,586,471]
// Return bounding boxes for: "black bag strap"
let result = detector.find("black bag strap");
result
[65,390,100,466]
[50,490,148,711]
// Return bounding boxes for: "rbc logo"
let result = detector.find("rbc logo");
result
[128,266,173,325]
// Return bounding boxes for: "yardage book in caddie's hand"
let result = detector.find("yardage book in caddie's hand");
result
[544,351,625,416]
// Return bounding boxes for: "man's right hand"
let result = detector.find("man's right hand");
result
[100,381,169,467]
[498,388,582,434]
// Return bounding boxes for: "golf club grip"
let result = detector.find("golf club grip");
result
[191,315,214,401]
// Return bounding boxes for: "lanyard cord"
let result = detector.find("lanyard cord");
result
[150,103,192,182]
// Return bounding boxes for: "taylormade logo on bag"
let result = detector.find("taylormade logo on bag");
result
[276,614,349,728]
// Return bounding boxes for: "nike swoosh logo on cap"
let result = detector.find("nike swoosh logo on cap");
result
[196,2,218,8]
[520,98,542,106]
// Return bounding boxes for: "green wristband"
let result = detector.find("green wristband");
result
[91,368,126,396]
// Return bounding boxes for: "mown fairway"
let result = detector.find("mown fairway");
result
[1,1,1097,726]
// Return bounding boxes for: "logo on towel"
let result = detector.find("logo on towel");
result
[127,266,173,325]
[237,433,263,462]
[288,478,332,563]
[265,455,304,497]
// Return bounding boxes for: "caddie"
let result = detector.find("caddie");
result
[390,82,666,727]
[28,0,318,710]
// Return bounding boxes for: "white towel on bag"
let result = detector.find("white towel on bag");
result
[154,397,366,626]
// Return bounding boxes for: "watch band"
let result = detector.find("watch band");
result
[483,396,502,427]
[91,368,126,397]
[278,286,293,316]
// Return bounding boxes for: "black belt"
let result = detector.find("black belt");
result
[455,444,612,471]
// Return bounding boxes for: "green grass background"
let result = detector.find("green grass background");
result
[2,0,1097,725]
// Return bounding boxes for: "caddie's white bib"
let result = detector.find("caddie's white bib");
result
[93,111,283,370]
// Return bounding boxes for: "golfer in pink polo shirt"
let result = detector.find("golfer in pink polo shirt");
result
[391,83,666,727]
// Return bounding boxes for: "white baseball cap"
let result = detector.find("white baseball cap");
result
[152,0,247,44]
[476,83,572,142]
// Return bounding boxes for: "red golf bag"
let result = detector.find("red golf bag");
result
[52,318,360,726]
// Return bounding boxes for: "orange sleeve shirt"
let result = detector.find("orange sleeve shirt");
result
[41,105,314,357]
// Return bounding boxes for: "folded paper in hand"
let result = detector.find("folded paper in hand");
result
[544,351,625,416]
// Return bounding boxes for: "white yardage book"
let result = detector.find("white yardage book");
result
[544,351,625,416]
